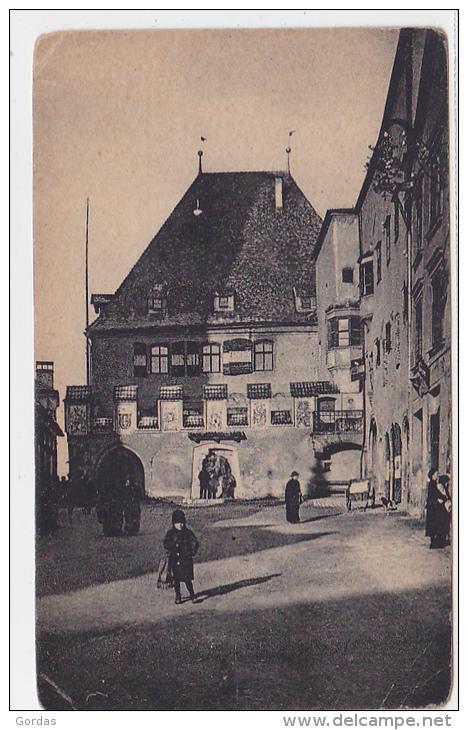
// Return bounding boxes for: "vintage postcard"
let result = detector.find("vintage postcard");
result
[12,9,458,717]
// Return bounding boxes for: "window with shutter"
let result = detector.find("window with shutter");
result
[133,343,147,378]
[171,341,185,377]
[186,342,201,376]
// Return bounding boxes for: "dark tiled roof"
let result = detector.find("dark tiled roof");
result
[159,385,184,401]
[65,385,92,401]
[290,382,340,398]
[89,172,322,332]
[114,385,138,401]
[247,383,272,400]
[203,384,228,400]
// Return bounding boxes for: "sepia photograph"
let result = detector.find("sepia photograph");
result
[12,9,457,715]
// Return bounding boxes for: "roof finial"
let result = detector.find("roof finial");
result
[198,149,203,175]
[286,146,291,175]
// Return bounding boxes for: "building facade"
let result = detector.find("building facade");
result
[65,170,364,501]
[357,28,451,514]
[35,361,64,532]
[313,29,451,514]
[64,28,451,510]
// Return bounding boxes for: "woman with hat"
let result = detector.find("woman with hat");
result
[285,471,303,524]
[163,509,200,604]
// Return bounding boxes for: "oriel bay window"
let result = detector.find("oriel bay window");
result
[254,340,274,372]
[327,316,362,349]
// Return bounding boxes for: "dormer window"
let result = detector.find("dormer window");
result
[148,296,164,312]
[293,287,316,313]
[214,291,235,312]
[147,285,167,315]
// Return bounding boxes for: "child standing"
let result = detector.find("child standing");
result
[163,509,199,604]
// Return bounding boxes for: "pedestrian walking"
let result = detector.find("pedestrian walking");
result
[285,471,303,523]
[163,509,200,604]
[425,469,450,549]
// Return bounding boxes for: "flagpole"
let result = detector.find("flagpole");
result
[85,197,90,386]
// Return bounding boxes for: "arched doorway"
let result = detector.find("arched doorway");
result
[95,446,145,535]
[391,423,402,503]
[314,442,361,493]
[402,417,410,504]
[191,443,242,500]
[368,418,378,488]
[384,433,391,499]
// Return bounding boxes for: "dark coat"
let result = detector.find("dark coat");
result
[285,478,302,504]
[425,478,450,540]
[163,526,199,582]
[285,477,303,523]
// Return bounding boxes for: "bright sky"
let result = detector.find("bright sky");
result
[33,26,400,472]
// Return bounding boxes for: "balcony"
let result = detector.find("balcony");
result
[313,410,363,434]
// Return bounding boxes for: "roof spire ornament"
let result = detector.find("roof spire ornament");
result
[198,149,203,175]
[285,130,295,175]
[286,146,291,175]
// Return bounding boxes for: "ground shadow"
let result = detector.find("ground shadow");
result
[37,583,452,711]
[36,504,339,597]
[194,573,282,602]
[300,513,342,524]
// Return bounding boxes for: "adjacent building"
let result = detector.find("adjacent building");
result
[35,361,64,532]
[314,28,451,514]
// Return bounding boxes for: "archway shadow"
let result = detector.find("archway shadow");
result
[193,573,282,603]
[300,512,343,524]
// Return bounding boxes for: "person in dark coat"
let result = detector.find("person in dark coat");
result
[163,509,200,604]
[425,469,450,548]
[285,471,303,523]
[438,474,452,545]
[198,466,210,499]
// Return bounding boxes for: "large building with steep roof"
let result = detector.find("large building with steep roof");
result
[64,167,364,501]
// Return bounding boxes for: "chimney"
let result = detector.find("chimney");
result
[275,176,283,210]
[36,361,54,389]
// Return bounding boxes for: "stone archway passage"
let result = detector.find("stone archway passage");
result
[96,447,145,536]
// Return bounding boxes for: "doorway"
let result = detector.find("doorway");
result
[191,444,242,500]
